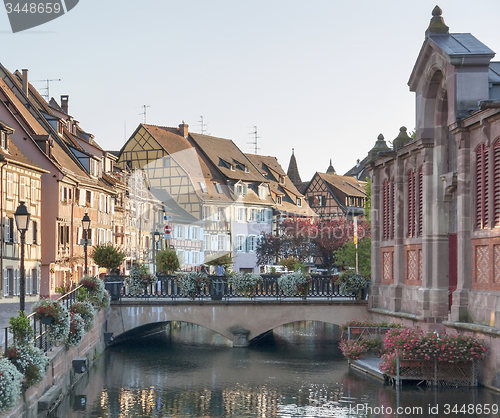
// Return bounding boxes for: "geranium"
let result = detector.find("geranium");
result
[32,299,70,345]
[6,344,48,387]
[379,352,398,375]
[174,272,210,299]
[278,272,310,296]
[70,301,96,332]
[125,265,158,296]
[66,313,85,347]
[226,272,261,296]
[339,340,369,360]
[79,275,110,308]
[0,357,23,413]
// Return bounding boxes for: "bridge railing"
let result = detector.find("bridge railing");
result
[1,286,82,356]
[117,274,368,301]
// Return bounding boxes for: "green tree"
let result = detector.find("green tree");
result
[364,177,371,224]
[156,248,180,274]
[91,244,126,273]
[334,237,371,280]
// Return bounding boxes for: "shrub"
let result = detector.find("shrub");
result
[174,272,210,299]
[336,270,368,299]
[6,344,48,387]
[70,301,96,332]
[278,272,310,296]
[0,357,23,412]
[125,264,157,296]
[66,313,85,347]
[32,299,70,345]
[156,248,180,274]
[226,272,261,295]
[9,311,32,345]
[91,243,126,272]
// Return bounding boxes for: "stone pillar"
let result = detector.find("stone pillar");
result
[451,129,472,322]
[369,168,381,309]
[390,157,405,312]
[230,327,250,348]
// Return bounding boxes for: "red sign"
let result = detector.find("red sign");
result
[164,225,172,234]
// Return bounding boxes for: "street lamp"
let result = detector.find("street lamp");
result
[82,213,91,275]
[153,232,160,273]
[14,201,30,312]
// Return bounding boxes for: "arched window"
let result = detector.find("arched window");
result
[476,144,489,229]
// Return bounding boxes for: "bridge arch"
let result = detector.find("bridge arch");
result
[106,302,369,347]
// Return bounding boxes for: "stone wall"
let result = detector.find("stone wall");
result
[4,308,108,418]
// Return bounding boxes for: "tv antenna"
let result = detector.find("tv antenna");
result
[32,78,61,101]
[199,116,208,135]
[138,105,151,123]
[247,125,260,154]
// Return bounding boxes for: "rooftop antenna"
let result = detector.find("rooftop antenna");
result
[247,125,260,154]
[138,105,151,123]
[32,78,61,101]
[199,116,208,135]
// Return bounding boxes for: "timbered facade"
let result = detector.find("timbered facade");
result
[303,171,366,220]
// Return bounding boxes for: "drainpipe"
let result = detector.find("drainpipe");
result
[0,154,6,295]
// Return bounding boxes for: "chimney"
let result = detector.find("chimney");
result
[61,95,69,114]
[22,69,28,97]
[179,121,188,138]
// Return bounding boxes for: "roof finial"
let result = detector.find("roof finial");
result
[292,148,294,155]
[425,6,449,37]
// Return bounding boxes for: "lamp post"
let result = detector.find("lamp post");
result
[14,201,30,312]
[153,232,160,274]
[82,213,91,276]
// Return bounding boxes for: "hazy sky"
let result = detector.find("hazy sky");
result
[1,1,500,181]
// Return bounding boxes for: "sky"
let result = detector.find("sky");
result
[1,1,500,182]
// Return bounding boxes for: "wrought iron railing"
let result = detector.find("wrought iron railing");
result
[115,274,368,301]
[1,285,83,356]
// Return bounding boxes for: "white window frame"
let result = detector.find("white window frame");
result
[6,172,13,199]
[235,234,246,252]
[247,235,257,252]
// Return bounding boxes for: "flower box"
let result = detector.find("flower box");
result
[41,314,55,326]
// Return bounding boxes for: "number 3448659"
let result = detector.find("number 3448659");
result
[5,3,62,14]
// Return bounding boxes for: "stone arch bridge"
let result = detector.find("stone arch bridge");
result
[106,300,369,347]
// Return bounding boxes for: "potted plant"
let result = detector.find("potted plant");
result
[9,311,32,345]
[156,247,180,275]
[65,313,86,347]
[32,299,70,345]
[70,301,96,332]
[6,344,48,387]
[91,243,126,298]
[0,357,23,413]
[278,271,310,297]
[79,275,111,308]
[226,272,261,297]
[336,270,368,300]
[174,271,210,300]
[125,264,157,296]
[339,339,369,360]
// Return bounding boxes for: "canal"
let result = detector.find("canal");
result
[50,321,500,417]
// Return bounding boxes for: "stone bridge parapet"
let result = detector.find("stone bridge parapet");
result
[106,299,369,347]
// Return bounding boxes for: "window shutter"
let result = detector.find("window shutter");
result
[79,189,86,206]
[418,167,423,236]
[383,180,388,241]
[3,269,7,296]
[408,170,415,238]
[390,179,395,239]
[199,227,204,242]
[476,144,489,229]
[495,140,500,227]
[211,235,218,251]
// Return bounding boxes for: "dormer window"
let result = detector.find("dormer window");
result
[58,120,65,135]
[297,198,302,207]
[215,183,223,194]
[1,131,7,150]
[279,176,285,185]
[258,184,267,200]
[277,196,282,205]
[199,182,208,193]
[244,166,249,173]
[230,165,236,171]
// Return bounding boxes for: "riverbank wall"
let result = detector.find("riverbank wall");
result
[3,308,108,418]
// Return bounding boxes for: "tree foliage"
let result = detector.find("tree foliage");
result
[335,237,372,279]
[91,244,126,272]
[156,248,180,274]
[364,177,371,224]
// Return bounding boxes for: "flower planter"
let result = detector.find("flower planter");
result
[41,314,55,326]
[210,281,225,300]
[105,281,123,300]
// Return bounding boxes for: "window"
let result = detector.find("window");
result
[203,235,210,251]
[32,221,37,244]
[218,235,225,251]
[235,235,246,251]
[247,235,257,252]
[31,268,38,295]
[297,198,302,207]
[408,170,415,238]
[257,209,264,223]
[495,139,500,227]
[476,144,489,229]
[19,177,26,201]
[249,208,257,222]
[258,184,267,199]
[199,182,208,193]
[4,269,14,296]
[218,207,225,222]
[277,196,282,205]
[215,183,223,194]
[6,173,13,199]
[383,179,395,240]
[236,207,246,221]
[31,180,37,204]
[5,217,15,243]
[235,183,243,196]
[86,190,92,207]
[0,131,7,149]
[191,226,199,240]
[192,252,200,265]
[163,157,171,168]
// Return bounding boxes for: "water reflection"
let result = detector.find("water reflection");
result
[51,321,500,417]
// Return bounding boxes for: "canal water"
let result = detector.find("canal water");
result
[51,321,500,417]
